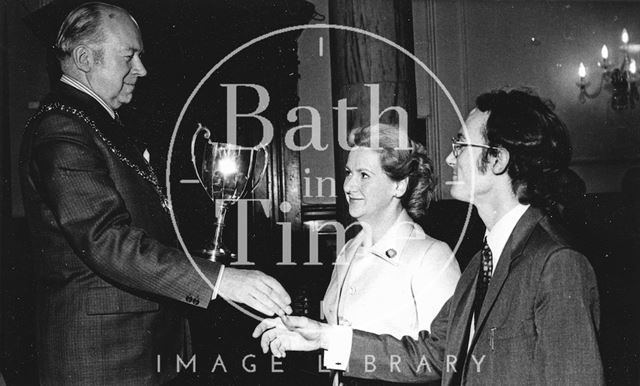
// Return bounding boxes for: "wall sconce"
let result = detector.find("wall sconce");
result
[577,28,640,110]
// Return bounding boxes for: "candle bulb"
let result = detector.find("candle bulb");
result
[601,44,609,61]
[630,59,637,74]
[579,62,586,81]
[622,28,629,44]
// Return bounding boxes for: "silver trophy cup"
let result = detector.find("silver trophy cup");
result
[191,123,269,262]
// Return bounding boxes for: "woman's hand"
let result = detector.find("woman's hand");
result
[252,315,328,357]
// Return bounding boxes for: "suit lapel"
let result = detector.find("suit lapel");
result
[55,82,135,151]
[54,82,115,124]
[445,253,480,366]
[469,207,545,348]
[48,82,169,213]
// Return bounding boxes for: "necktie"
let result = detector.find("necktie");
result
[454,239,493,384]
[472,237,493,325]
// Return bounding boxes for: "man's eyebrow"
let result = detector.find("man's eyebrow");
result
[121,46,143,53]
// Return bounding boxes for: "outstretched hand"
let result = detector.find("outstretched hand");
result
[252,315,327,357]
[218,267,292,316]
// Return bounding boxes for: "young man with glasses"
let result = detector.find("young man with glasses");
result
[254,88,604,385]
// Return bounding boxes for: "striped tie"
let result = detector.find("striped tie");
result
[472,237,492,324]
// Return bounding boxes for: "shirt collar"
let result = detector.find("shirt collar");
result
[485,203,530,273]
[60,74,116,119]
[361,210,423,266]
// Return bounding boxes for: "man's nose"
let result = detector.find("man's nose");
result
[445,152,456,167]
[133,57,147,77]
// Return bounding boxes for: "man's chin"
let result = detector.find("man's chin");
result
[449,187,471,203]
[117,94,134,106]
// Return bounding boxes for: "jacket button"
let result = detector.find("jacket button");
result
[194,299,200,305]
[186,295,193,302]
[385,249,397,258]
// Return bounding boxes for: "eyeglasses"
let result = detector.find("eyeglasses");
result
[450,137,499,158]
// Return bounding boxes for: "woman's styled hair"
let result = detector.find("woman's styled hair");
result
[348,123,436,220]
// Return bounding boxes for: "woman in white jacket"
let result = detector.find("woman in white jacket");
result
[321,124,461,385]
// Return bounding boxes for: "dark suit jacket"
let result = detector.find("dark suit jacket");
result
[344,207,603,385]
[19,82,221,385]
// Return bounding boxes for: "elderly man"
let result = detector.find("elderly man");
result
[254,88,604,385]
[19,3,291,385]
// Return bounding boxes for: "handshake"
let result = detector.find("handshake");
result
[218,267,331,357]
[252,315,331,357]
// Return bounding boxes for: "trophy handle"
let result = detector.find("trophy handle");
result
[248,144,269,194]
[190,123,211,193]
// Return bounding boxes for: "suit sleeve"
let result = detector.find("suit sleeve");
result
[28,114,220,308]
[533,248,604,384]
[343,296,451,382]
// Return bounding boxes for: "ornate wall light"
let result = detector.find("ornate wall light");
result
[577,28,640,110]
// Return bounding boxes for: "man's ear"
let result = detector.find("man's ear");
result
[394,177,409,198]
[491,148,510,175]
[72,45,93,73]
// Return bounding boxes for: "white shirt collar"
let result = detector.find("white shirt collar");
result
[60,74,116,119]
[485,203,530,274]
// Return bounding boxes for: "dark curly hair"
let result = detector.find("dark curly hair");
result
[475,87,572,212]
[348,124,436,220]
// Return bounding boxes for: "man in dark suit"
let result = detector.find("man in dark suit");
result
[20,3,291,385]
[254,88,604,385]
